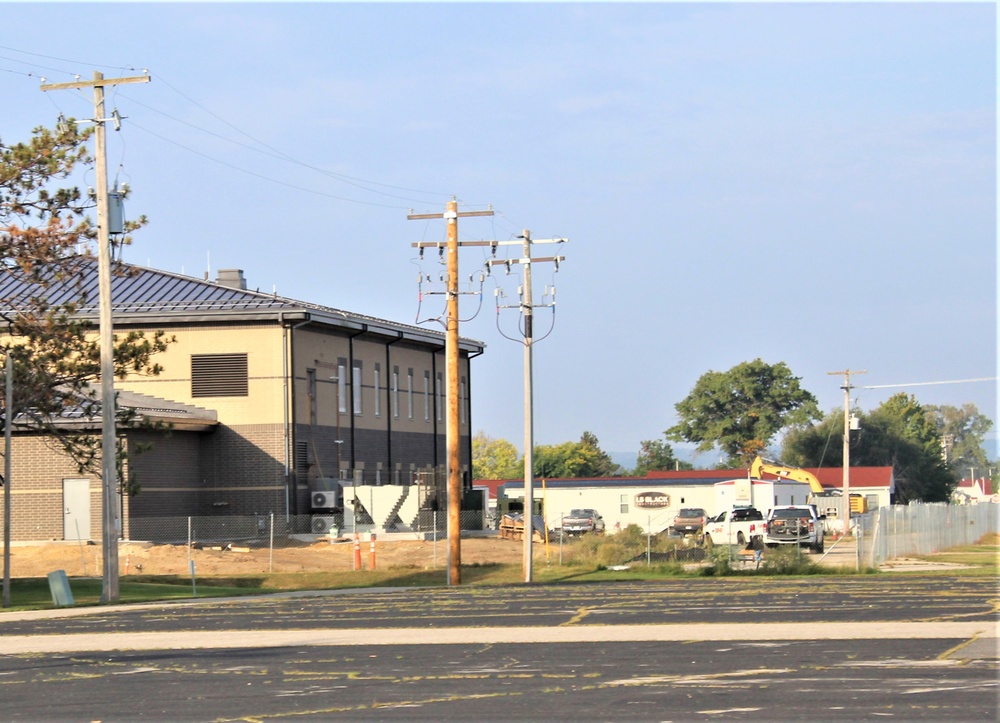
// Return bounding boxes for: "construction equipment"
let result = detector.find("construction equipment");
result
[750,456,866,514]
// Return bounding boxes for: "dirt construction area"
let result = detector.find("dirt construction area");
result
[1,535,534,578]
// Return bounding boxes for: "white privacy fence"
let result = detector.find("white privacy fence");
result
[856,501,999,568]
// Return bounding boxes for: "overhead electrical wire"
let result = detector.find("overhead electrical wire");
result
[862,377,997,389]
[127,120,409,209]
[0,44,453,210]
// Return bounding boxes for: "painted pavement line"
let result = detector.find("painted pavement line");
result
[1,622,995,655]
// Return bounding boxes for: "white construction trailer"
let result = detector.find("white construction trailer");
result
[713,478,813,517]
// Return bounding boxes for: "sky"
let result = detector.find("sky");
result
[1,2,996,465]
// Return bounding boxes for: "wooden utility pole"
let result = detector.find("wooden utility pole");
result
[828,369,866,536]
[487,231,566,582]
[408,198,493,586]
[42,71,150,603]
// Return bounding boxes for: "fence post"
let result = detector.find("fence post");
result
[269,512,274,574]
[187,516,192,566]
[647,515,651,566]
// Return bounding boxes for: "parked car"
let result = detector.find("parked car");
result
[560,509,606,536]
[671,507,708,536]
[765,505,825,553]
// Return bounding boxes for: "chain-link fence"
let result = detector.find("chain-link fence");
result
[125,509,491,547]
[855,501,999,568]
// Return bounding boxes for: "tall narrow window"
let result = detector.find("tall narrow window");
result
[392,367,400,419]
[407,369,414,419]
[307,368,317,425]
[337,363,347,414]
[352,364,363,416]
[424,371,430,421]
[373,364,381,418]
[460,377,467,425]
[435,372,443,422]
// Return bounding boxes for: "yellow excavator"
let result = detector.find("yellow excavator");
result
[750,456,866,514]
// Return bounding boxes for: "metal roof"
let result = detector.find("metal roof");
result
[0,257,484,351]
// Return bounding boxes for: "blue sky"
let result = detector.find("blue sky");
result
[1,2,996,464]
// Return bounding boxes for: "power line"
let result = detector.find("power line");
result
[863,377,997,389]
[128,121,410,209]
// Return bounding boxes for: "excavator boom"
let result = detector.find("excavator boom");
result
[749,456,867,513]
[749,456,825,494]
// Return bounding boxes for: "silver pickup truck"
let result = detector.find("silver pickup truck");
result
[765,505,825,553]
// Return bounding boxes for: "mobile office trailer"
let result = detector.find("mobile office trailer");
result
[713,478,813,518]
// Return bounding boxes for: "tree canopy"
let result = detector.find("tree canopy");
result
[667,359,820,465]
[782,393,962,502]
[533,431,623,478]
[633,434,692,476]
[473,431,623,480]
[471,432,521,480]
[1,122,170,475]
[926,403,993,476]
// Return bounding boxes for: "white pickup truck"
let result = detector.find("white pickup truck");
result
[765,505,825,553]
[703,507,765,548]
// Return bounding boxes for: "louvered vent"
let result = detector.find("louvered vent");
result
[191,353,248,397]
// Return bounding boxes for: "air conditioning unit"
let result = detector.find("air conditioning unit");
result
[311,516,338,535]
[312,490,340,510]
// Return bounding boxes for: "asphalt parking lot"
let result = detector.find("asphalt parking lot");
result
[1,576,996,721]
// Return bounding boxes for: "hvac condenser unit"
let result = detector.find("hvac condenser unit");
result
[311,516,338,535]
[311,490,341,510]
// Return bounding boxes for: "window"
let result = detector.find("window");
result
[392,367,400,419]
[337,364,347,414]
[192,353,248,397]
[374,364,381,418]
[460,377,467,425]
[307,368,317,425]
[407,369,413,420]
[435,372,442,422]
[424,372,430,421]
[352,364,362,416]
[620,494,629,514]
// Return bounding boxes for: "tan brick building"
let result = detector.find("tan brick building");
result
[2,262,482,541]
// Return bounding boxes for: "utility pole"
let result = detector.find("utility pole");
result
[42,71,151,603]
[487,231,566,582]
[828,369,866,536]
[408,199,493,586]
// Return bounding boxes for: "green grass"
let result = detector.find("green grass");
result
[2,577,254,612]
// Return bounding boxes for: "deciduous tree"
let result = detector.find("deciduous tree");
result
[782,393,959,502]
[925,403,993,476]
[667,359,820,465]
[533,431,623,478]
[471,432,521,480]
[633,435,692,476]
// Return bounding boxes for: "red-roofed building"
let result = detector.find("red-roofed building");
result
[647,465,895,511]
[952,477,994,503]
